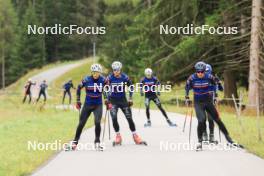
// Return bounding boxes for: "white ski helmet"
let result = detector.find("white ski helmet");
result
[111,61,122,71]
[28,78,32,82]
[90,63,102,73]
[145,68,153,77]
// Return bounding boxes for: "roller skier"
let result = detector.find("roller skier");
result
[62,79,76,105]
[66,64,107,151]
[140,68,177,127]
[202,64,218,144]
[185,61,243,151]
[36,80,48,103]
[22,79,36,104]
[105,61,147,146]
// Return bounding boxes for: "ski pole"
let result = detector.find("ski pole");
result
[189,109,193,144]
[138,96,143,117]
[102,109,108,142]
[107,110,111,140]
[183,104,189,132]
[219,128,222,143]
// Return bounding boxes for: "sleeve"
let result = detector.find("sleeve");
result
[155,77,161,94]
[139,78,144,94]
[209,74,223,91]
[125,75,133,99]
[76,79,85,102]
[185,75,193,96]
[102,77,108,100]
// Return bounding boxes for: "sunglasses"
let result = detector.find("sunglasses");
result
[196,71,205,74]
[113,69,120,72]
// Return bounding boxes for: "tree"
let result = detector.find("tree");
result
[0,0,22,88]
[248,0,262,107]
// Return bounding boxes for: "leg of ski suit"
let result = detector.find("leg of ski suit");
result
[195,99,229,142]
[110,97,136,133]
[73,104,102,144]
[152,95,169,120]
[145,97,151,121]
[62,91,66,104]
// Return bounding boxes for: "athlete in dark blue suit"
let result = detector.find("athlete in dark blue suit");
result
[106,61,146,146]
[69,64,106,150]
[185,61,237,150]
[140,68,176,127]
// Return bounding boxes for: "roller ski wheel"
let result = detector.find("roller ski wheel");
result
[133,134,147,146]
[196,142,203,151]
[167,119,177,127]
[144,121,151,128]
[64,142,77,151]
[113,134,122,147]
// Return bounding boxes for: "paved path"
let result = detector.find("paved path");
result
[32,108,264,176]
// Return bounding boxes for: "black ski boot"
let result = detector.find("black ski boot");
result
[64,141,77,151]
[144,120,151,127]
[209,134,218,145]
[225,135,244,149]
[202,131,209,143]
[94,139,104,151]
[196,139,203,151]
[167,119,177,127]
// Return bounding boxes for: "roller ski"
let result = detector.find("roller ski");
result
[144,120,151,127]
[94,139,104,151]
[226,135,244,149]
[113,133,122,146]
[64,141,77,151]
[167,119,177,127]
[196,141,203,151]
[209,134,218,145]
[133,133,147,146]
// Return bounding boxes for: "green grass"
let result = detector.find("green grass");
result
[0,59,94,176]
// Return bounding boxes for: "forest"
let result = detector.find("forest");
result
[0,0,263,108]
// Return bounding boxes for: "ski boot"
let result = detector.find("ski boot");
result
[225,135,244,149]
[133,133,147,145]
[64,141,77,151]
[167,119,177,127]
[202,132,209,144]
[196,139,203,151]
[144,120,151,127]
[94,138,104,151]
[209,134,218,145]
[113,133,122,146]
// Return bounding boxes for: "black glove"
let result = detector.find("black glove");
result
[128,99,133,107]
[185,96,190,106]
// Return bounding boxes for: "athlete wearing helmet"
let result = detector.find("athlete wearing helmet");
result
[67,63,107,151]
[185,61,241,150]
[105,61,147,146]
[140,68,177,127]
